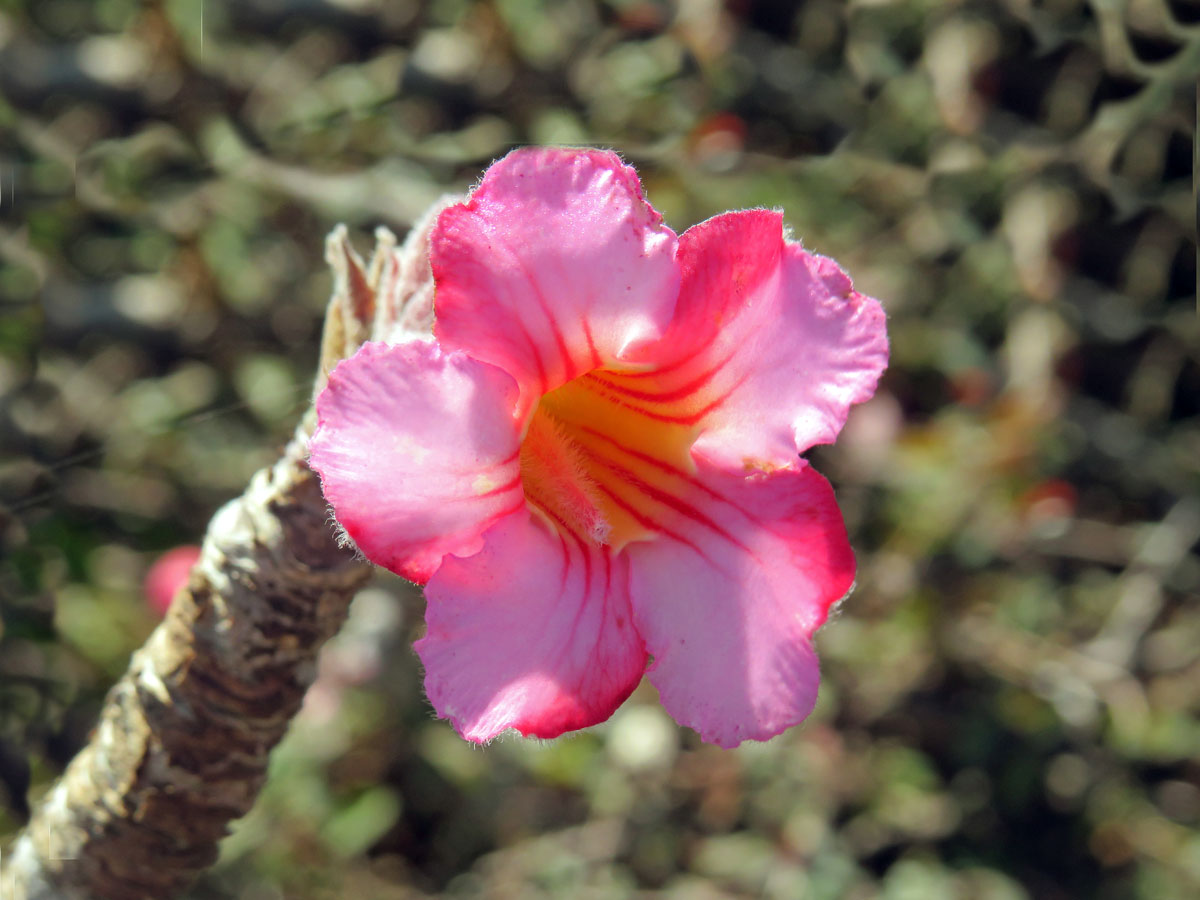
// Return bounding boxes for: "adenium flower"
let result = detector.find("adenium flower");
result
[309,148,888,747]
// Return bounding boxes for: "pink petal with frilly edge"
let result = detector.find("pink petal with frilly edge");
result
[432,148,680,416]
[623,209,888,470]
[416,511,648,742]
[309,341,525,585]
[625,459,855,748]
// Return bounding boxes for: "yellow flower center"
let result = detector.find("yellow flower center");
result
[518,369,699,551]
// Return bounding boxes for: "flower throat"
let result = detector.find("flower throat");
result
[517,369,699,551]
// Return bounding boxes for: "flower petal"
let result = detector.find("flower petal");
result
[416,511,647,741]
[432,147,679,415]
[309,341,524,584]
[615,209,888,469]
[624,460,855,748]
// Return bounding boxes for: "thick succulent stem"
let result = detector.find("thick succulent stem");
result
[0,420,371,899]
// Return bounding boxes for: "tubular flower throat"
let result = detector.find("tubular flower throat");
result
[309,147,889,748]
[519,371,699,551]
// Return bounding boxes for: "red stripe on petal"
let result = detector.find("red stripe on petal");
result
[513,251,574,379]
[590,479,712,561]
[570,376,695,425]
[575,424,696,481]
[576,443,752,555]
[583,321,602,369]
[588,348,736,405]
[471,473,524,500]
[576,371,748,428]
[617,339,712,380]
[652,380,747,426]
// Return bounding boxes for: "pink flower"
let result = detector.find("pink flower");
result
[144,545,201,617]
[309,148,888,747]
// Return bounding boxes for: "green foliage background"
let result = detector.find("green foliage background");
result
[1,0,1197,897]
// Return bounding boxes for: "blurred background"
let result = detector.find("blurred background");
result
[1,0,1197,897]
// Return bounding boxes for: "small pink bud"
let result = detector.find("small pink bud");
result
[144,545,201,617]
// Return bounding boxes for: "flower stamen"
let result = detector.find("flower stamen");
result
[520,408,612,545]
